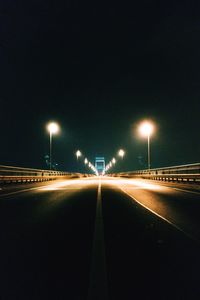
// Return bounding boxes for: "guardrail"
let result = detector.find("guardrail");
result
[0,165,85,184]
[112,162,200,183]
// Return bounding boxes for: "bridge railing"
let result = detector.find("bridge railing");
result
[112,162,200,183]
[0,165,85,184]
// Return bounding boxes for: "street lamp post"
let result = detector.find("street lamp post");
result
[118,149,125,159]
[147,132,151,170]
[112,158,116,164]
[76,150,82,160]
[47,122,59,170]
[139,121,154,171]
[49,130,52,169]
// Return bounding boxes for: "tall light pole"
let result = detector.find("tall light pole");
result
[76,150,82,160]
[139,121,154,170]
[112,158,116,164]
[118,149,125,159]
[47,122,59,170]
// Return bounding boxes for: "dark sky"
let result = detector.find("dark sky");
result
[0,0,200,172]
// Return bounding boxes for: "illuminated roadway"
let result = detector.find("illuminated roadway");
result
[1,177,200,299]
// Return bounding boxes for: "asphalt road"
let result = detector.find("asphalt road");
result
[1,177,200,300]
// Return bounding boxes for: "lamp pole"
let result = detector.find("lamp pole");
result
[118,149,125,159]
[49,130,52,170]
[76,150,82,160]
[47,122,59,170]
[148,133,150,171]
[138,120,154,171]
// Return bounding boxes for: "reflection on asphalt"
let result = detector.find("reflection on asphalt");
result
[1,176,200,299]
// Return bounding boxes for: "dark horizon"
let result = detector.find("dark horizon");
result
[1,0,200,172]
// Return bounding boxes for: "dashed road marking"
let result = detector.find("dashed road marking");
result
[88,178,108,300]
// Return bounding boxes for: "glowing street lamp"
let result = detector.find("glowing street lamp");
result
[76,150,82,160]
[139,121,154,170]
[118,149,125,159]
[47,122,60,170]
[112,158,116,164]
[84,158,88,164]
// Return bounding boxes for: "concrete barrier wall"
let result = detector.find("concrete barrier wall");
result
[111,162,200,183]
[0,165,87,184]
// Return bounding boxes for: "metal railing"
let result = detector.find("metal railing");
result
[112,162,200,183]
[0,165,85,184]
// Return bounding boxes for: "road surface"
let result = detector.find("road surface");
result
[1,177,200,299]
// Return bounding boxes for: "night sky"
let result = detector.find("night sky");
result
[0,0,200,172]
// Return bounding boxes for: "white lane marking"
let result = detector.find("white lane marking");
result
[120,187,200,243]
[116,177,200,194]
[0,186,47,198]
[0,181,84,198]
[88,178,108,300]
[172,188,200,196]
[0,180,92,198]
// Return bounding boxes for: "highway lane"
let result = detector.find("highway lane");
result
[114,177,200,241]
[101,178,200,299]
[0,178,98,300]
[1,177,200,299]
